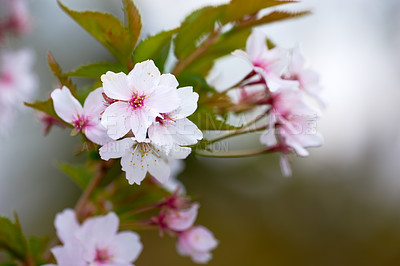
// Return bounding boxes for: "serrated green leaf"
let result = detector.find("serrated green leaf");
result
[0,217,27,260]
[57,162,96,190]
[224,0,298,23]
[238,10,311,29]
[47,52,77,95]
[58,0,133,64]
[64,62,128,78]
[123,0,142,47]
[174,5,226,59]
[133,29,177,73]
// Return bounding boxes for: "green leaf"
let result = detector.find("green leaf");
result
[238,10,311,29]
[47,52,77,95]
[174,5,226,59]
[180,28,251,76]
[224,0,298,23]
[0,263,18,266]
[57,162,96,190]
[64,62,128,78]
[123,0,142,47]
[28,236,49,265]
[58,0,133,63]
[24,98,60,121]
[133,29,177,73]
[0,216,28,260]
[190,108,240,131]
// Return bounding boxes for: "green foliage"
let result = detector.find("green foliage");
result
[238,10,311,29]
[174,5,226,59]
[28,236,49,265]
[58,0,141,64]
[24,98,63,123]
[57,162,96,190]
[133,29,177,73]
[64,62,128,78]
[0,216,27,260]
[47,52,77,95]
[223,0,298,22]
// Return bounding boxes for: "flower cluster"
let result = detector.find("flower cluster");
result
[233,30,324,176]
[46,209,143,266]
[51,60,203,185]
[149,193,218,264]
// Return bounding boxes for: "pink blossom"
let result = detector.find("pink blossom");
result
[177,226,218,264]
[148,86,203,151]
[284,47,324,105]
[233,30,298,92]
[100,60,181,142]
[51,86,112,145]
[99,138,191,185]
[0,48,37,134]
[49,209,143,266]
[165,203,199,232]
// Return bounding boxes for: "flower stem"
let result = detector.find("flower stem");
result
[195,146,280,158]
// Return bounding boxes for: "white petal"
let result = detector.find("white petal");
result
[51,86,83,123]
[114,231,143,262]
[128,60,160,95]
[51,244,86,266]
[84,122,113,145]
[159,73,179,88]
[175,86,199,119]
[146,86,180,113]
[146,150,170,183]
[168,145,192,159]
[129,108,155,142]
[54,209,80,244]
[83,87,106,118]
[77,212,119,245]
[121,149,148,185]
[260,127,277,147]
[101,71,131,101]
[101,102,131,140]
[246,29,269,61]
[99,138,135,160]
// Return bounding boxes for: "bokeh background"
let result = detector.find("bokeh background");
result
[1,0,400,265]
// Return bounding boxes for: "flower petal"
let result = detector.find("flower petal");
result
[146,150,170,184]
[146,86,180,113]
[84,122,113,145]
[101,71,131,101]
[175,86,199,119]
[54,208,80,244]
[99,138,135,160]
[114,231,143,262]
[127,60,160,95]
[51,86,83,123]
[159,73,179,88]
[246,30,269,62]
[121,148,148,185]
[129,108,155,142]
[101,102,131,140]
[83,87,106,118]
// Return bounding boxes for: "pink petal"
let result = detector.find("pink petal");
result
[84,122,113,145]
[51,86,83,123]
[83,87,106,118]
[54,208,80,244]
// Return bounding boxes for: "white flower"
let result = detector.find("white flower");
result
[51,86,112,145]
[177,226,218,264]
[0,48,37,135]
[49,209,143,266]
[233,30,298,92]
[99,138,191,185]
[100,60,181,142]
[148,86,203,151]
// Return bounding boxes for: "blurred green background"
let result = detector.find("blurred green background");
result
[2,0,400,265]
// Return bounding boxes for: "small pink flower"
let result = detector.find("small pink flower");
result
[51,86,112,145]
[177,226,218,264]
[49,209,143,266]
[233,30,298,92]
[165,203,199,232]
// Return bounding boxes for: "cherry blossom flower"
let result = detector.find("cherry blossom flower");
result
[284,47,324,105]
[48,209,143,266]
[99,137,191,185]
[177,226,218,264]
[100,60,181,142]
[148,86,203,151]
[0,48,37,134]
[51,86,112,145]
[165,203,199,232]
[233,30,298,92]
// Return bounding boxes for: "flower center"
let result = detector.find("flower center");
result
[155,113,175,125]
[102,92,117,107]
[72,114,89,131]
[94,248,112,264]
[129,93,145,110]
